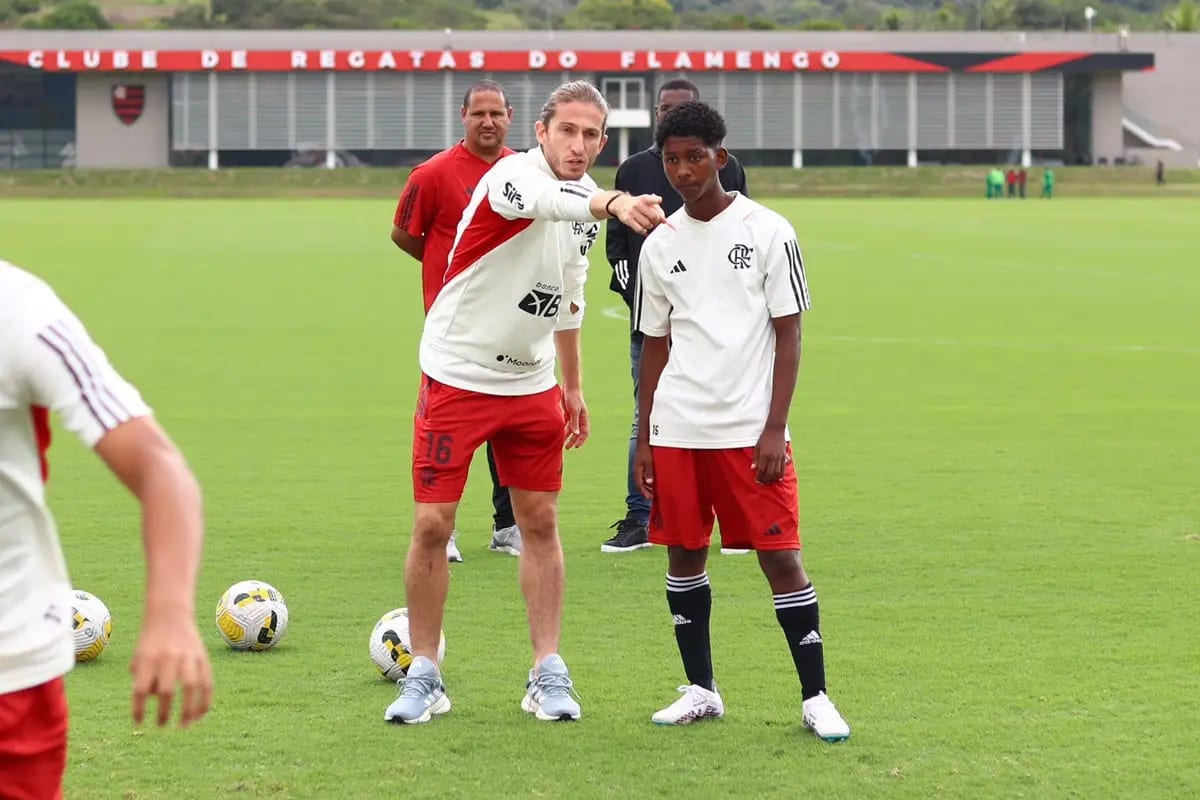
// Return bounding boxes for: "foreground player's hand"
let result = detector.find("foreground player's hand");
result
[634,441,655,499]
[613,193,668,235]
[752,426,789,485]
[131,612,213,729]
[562,388,589,449]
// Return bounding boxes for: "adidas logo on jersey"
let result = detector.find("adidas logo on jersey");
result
[798,630,822,646]
[670,260,687,274]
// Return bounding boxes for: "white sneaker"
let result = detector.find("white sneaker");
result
[446,531,463,563]
[720,548,751,555]
[488,524,521,556]
[802,691,850,742]
[651,684,724,726]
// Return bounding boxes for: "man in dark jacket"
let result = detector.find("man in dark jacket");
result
[600,78,749,554]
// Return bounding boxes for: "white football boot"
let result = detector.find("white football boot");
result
[651,684,724,726]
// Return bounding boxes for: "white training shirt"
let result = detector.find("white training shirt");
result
[634,193,811,448]
[419,145,601,396]
[0,261,150,694]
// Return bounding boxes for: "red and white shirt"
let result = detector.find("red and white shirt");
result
[419,146,602,396]
[0,261,150,694]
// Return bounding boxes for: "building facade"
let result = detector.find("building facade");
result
[0,29,1193,171]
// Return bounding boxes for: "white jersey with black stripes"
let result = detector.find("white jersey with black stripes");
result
[634,193,811,449]
[0,260,151,693]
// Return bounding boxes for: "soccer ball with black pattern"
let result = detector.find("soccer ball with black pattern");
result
[368,607,445,681]
[71,589,112,662]
[215,580,289,651]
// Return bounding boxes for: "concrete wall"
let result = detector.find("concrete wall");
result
[75,73,168,168]
[1122,33,1200,166]
[1090,72,1124,164]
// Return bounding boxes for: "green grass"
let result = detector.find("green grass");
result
[1,197,1198,799]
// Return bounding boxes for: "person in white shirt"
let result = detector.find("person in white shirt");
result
[385,80,667,725]
[0,261,213,798]
[630,102,851,741]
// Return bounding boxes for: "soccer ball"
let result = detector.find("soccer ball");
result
[215,580,288,651]
[368,607,445,681]
[71,590,112,662]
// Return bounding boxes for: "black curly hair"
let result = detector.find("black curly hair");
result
[654,100,727,150]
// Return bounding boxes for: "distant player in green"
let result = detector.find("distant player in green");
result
[1042,168,1055,198]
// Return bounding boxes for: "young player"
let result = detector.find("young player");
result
[392,80,522,563]
[384,81,668,725]
[0,260,213,798]
[632,102,851,741]
[601,78,750,556]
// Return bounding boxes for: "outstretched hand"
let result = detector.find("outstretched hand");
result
[614,193,670,235]
[131,613,213,729]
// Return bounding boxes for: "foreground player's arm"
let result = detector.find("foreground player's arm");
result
[94,418,212,728]
[632,244,673,498]
[16,294,213,729]
[487,165,666,233]
[390,166,437,261]
[755,226,812,484]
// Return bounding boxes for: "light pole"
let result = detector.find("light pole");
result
[1084,6,1097,32]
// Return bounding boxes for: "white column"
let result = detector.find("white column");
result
[325,72,336,169]
[792,72,802,169]
[908,72,918,168]
[618,128,629,163]
[1021,73,1033,167]
[443,71,454,145]
[207,72,218,170]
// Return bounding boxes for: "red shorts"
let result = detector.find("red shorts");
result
[0,676,68,800]
[412,375,565,502]
[648,445,801,552]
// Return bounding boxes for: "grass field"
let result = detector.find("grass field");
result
[2,197,1198,799]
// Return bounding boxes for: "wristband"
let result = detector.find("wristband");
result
[604,192,625,216]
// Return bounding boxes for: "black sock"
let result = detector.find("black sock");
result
[774,584,826,700]
[666,572,713,692]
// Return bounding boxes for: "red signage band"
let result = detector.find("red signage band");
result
[0,49,877,73]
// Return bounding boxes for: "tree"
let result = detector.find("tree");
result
[22,0,109,29]
[1166,0,1198,30]
[567,0,676,30]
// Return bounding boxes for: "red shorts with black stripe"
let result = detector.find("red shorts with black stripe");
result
[648,445,801,552]
[412,375,566,503]
[0,676,68,800]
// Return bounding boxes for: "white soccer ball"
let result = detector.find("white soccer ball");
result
[70,589,112,662]
[368,607,445,681]
[215,580,288,651]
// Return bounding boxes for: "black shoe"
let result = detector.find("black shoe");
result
[600,518,651,553]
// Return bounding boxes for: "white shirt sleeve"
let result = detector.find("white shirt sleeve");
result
[763,222,812,318]
[487,159,599,223]
[633,239,671,338]
[555,221,598,332]
[13,284,151,448]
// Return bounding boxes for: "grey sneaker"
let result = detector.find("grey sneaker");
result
[521,654,581,721]
[383,656,451,724]
[446,531,463,563]
[488,524,522,556]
